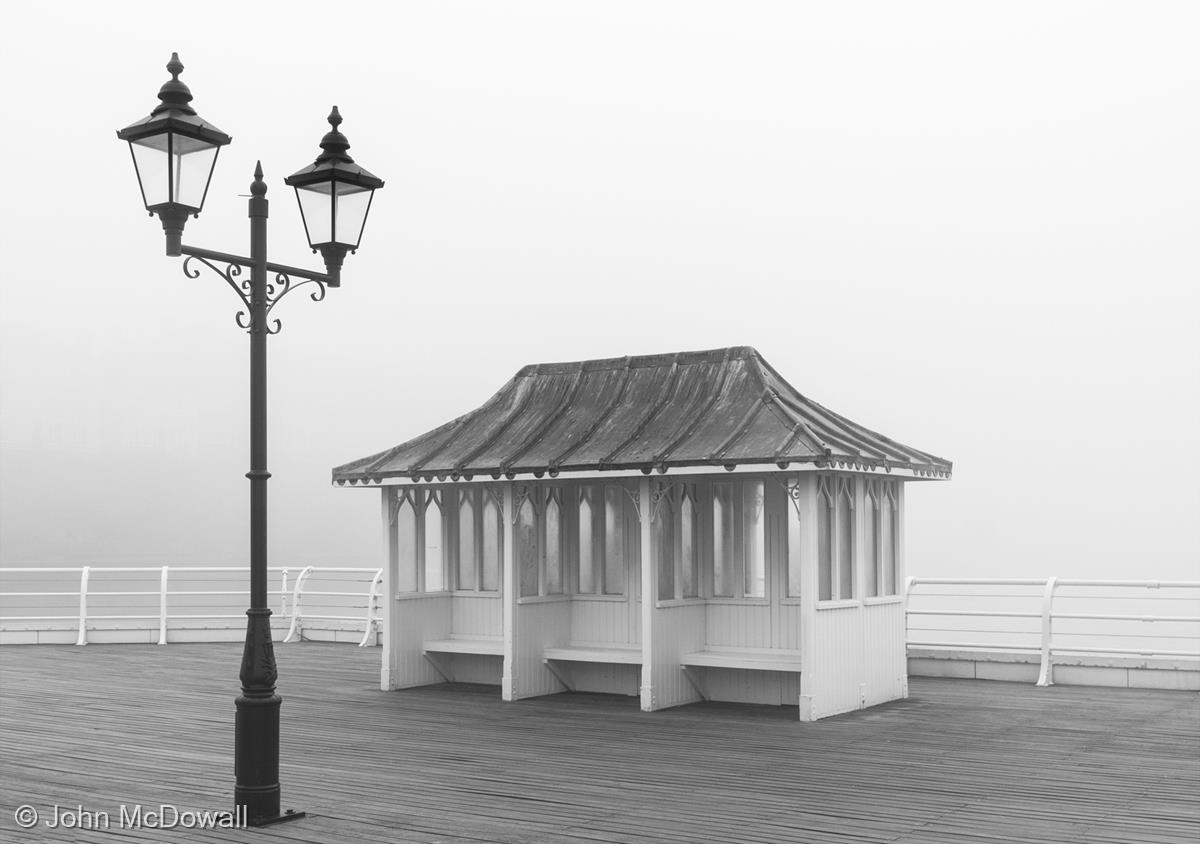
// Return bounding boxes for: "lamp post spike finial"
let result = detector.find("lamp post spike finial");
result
[251,161,266,197]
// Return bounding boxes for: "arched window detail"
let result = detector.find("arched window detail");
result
[836,476,855,600]
[517,493,538,598]
[603,486,625,595]
[743,480,766,598]
[458,490,476,591]
[655,485,675,602]
[481,489,501,592]
[396,492,418,593]
[423,491,444,592]
[680,486,698,599]
[817,475,834,601]
[864,480,880,598]
[882,482,899,595]
[712,482,735,597]
[578,487,595,594]
[545,490,562,595]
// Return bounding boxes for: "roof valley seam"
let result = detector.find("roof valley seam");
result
[652,347,735,465]
[597,357,684,468]
[448,369,541,476]
[498,368,587,473]
[710,396,767,462]
[549,357,633,469]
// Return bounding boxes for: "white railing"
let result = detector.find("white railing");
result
[905,576,1200,685]
[0,565,383,646]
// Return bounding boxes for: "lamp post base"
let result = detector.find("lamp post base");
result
[246,809,307,828]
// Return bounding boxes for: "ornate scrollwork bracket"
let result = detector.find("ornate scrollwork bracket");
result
[180,245,333,335]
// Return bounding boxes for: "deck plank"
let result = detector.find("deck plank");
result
[1,643,1197,843]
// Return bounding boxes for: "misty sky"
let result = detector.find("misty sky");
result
[1,1,1196,580]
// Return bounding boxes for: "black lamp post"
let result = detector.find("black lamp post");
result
[117,53,383,827]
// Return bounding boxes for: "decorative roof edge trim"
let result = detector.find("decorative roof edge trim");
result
[332,456,952,487]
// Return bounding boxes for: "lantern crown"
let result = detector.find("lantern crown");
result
[284,107,383,191]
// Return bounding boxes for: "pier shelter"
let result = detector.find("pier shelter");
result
[333,347,951,720]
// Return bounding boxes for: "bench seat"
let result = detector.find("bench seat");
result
[681,648,803,673]
[424,637,504,657]
[544,644,642,665]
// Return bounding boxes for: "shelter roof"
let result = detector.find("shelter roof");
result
[333,346,951,484]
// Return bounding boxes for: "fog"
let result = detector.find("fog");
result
[1,1,1197,580]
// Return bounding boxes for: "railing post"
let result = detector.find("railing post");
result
[75,566,90,646]
[280,568,289,619]
[358,569,384,647]
[1035,577,1058,686]
[158,566,170,645]
[283,566,313,644]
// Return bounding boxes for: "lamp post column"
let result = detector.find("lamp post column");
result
[235,161,283,824]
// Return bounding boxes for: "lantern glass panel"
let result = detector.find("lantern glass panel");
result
[130,136,169,208]
[129,132,219,211]
[296,184,334,247]
[171,135,220,209]
[333,184,373,249]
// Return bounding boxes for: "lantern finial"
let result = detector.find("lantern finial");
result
[153,52,195,116]
[316,106,353,163]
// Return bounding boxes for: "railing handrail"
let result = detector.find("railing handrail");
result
[1,564,384,647]
[906,576,1200,686]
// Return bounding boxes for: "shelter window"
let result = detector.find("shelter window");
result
[712,483,735,597]
[817,474,855,601]
[578,487,596,594]
[603,485,626,595]
[656,487,675,601]
[545,489,563,595]
[786,482,802,597]
[517,492,539,597]
[395,492,418,593]
[743,481,766,598]
[423,490,444,592]
[457,490,476,591]
[680,486,698,599]
[881,482,899,595]
[480,491,501,592]
[837,477,854,600]
[864,481,880,598]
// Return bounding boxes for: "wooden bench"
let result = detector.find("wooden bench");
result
[681,648,803,673]
[543,644,642,691]
[679,648,802,700]
[544,644,642,665]
[424,636,504,656]
[423,636,503,681]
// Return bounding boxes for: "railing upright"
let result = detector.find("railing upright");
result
[75,566,90,646]
[158,566,170,645]
[280,568,289,619]
[283,566,313,644]
[1035,577,1058,686]
[358,569,384,647]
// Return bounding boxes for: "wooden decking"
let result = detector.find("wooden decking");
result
[1,644,1197,843]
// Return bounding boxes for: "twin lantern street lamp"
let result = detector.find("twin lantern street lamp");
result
[117,53,384,826]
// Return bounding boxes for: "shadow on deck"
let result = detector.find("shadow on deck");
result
[1,643,1197,843]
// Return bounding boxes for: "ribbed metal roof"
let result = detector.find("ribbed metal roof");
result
[333,346,951,483]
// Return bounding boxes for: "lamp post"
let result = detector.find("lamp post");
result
[117,53,384,827]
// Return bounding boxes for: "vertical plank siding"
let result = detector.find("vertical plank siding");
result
[647,604,708,709]
[511,599,571,700]
[863,600,907,705]
[392,596,453,689]
[451,594,502,638]
[705,603,772,648]
[570,598,633,645]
